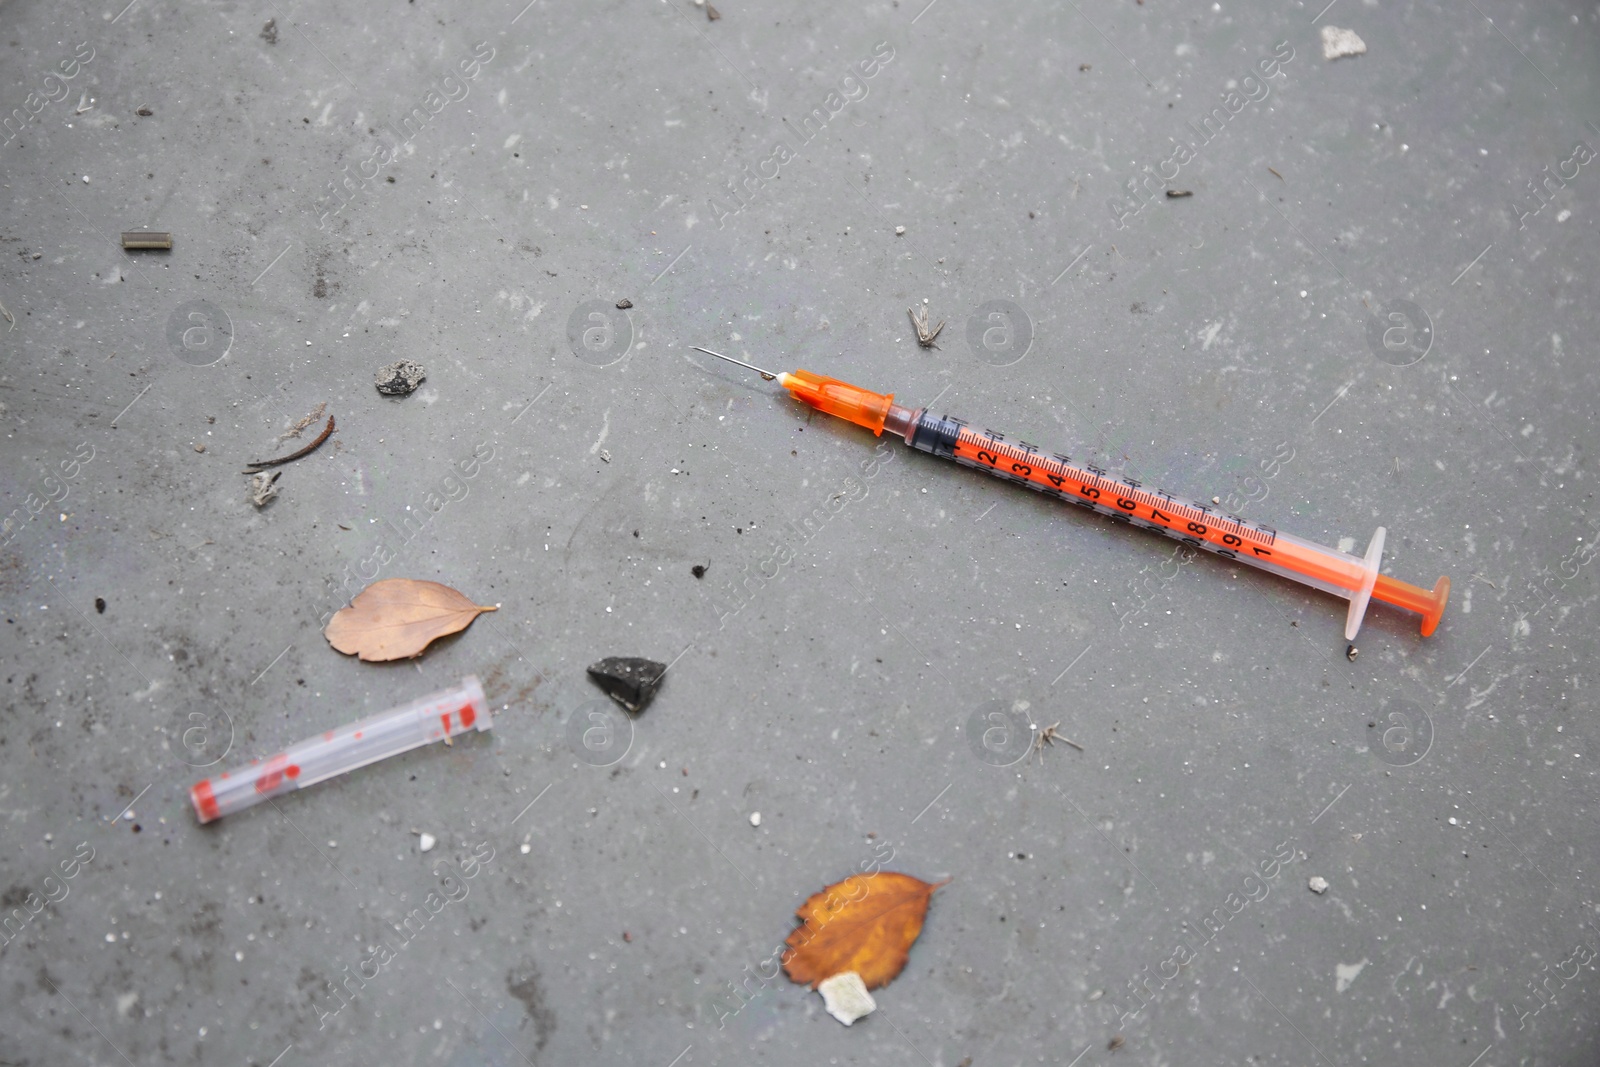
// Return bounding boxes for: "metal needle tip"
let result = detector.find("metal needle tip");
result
[690,346,779,381]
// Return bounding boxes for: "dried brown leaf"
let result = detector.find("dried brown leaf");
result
[782,871,947,990]
[324,578,498,662]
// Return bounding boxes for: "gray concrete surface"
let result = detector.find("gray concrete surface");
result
[3,0,1598,1064]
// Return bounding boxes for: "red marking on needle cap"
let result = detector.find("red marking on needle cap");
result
[191,780,220,823]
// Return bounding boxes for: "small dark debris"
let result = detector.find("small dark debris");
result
[615,299,633,309]
[375,359,426,396]
[260,18,277,44]
[706,3,720,19]
[1165,189,1192,198]
[690,564,708,579]
[587,656,667,714]
[385,175,395,183]
[248,415,333,469]
[1346,644,1359,662]
[135,106,153,117]
[1078,63,1091,71]
[622,931,632,943]
[1108,1034,1125,1052]
[121,231,172,251]
[131,823,141,833]
[95,597,106,614]
[1268,166,1284,181]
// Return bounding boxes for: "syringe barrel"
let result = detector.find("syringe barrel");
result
[895,408,1445,636]
[190,676,490,823]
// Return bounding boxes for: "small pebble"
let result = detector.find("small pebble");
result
[419,833,436,853]
[818,971,876,1025]
[1320,25,1367,60]
[193,443,206,453]
[749,812,761,827]
[1308,876,1329,894]
[894,225,906,235]
[375,359,426,396]
[519,843,531,854]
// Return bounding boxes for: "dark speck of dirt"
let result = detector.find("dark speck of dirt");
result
[1129,302,1147,315]
[260,18,277,44]
[690,564,707,579]
[615,299,633,309]
[508,962,556,1052]
[95,597,106,613]
[1,885,28,908]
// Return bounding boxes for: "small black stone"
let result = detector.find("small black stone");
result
[615,298,633,309]
[95,597,106,614]
[690,564,707,579]
[587,656,666,714]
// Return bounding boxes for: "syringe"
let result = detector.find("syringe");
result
[692,349,1449,640]
[190,676,490,823]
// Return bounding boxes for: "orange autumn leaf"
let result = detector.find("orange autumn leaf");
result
[324,578,498,662]
[782,871,948,990]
